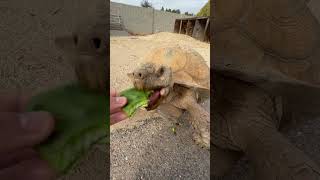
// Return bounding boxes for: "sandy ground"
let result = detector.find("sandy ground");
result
[110,32,210,180]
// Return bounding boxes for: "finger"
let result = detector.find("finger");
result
[0,148,38,170]
[0,92,31,112]
[110,107,122,114]
[110,88,117,97]
[0,158,56,180]
[0,112,55,154]
[110,96,127,114]
[110,111,127,125]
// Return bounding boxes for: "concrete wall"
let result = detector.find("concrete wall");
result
[110,1,190,34]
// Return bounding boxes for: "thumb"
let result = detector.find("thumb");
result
[110,96,127,114]
[0,111,55,154]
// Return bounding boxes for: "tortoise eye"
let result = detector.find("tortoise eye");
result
[158,67,165,75]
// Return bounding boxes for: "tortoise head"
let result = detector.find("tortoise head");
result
[54,0,108,58]
[54,2,108,92]
[128,63,173,90]
[127,62,173,110]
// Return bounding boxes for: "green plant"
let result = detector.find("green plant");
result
[140,0,153,8]
[120,88,151,117]
[197,1,210,17]
[27,83,108,176]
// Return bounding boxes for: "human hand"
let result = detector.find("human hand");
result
[0,92,55,180]
[110,88,127,125]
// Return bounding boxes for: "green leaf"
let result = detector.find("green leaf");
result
[26,83,108,176]
[120,88,151,117]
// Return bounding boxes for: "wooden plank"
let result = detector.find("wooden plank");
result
[204,18,210,34]
[189,20,195,36]
[204,18,210,41]
[174,16,210,42]
[174,20,180,33]
[186,20,189,35]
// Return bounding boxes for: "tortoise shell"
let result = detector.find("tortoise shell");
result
[143,46,210,91]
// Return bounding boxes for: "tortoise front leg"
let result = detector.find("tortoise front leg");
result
[237,90,320,179]
[214,74,320,179]
[227,83,320,180]
[156,103,183,123]
[244,125,320,180]
[187,101,210,149]
[212,145,242,178]
[171,86,210,149]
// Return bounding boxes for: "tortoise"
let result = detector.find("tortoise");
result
[212,0,320,179]
[127,45,210,149]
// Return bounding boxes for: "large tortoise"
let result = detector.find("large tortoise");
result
[213,0,320,179]
[127,45,210,149]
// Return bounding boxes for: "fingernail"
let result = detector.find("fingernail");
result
[19,112,53,132]
[116,97,126,104]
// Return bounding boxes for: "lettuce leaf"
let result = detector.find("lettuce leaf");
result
[26,83,108,176]
[120,88,151,117]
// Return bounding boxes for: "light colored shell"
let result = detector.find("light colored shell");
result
[143,46,210,90]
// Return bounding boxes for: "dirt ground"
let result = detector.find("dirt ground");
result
[110,32,210,179]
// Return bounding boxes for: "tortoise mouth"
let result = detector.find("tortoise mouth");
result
[146,88,163,110]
